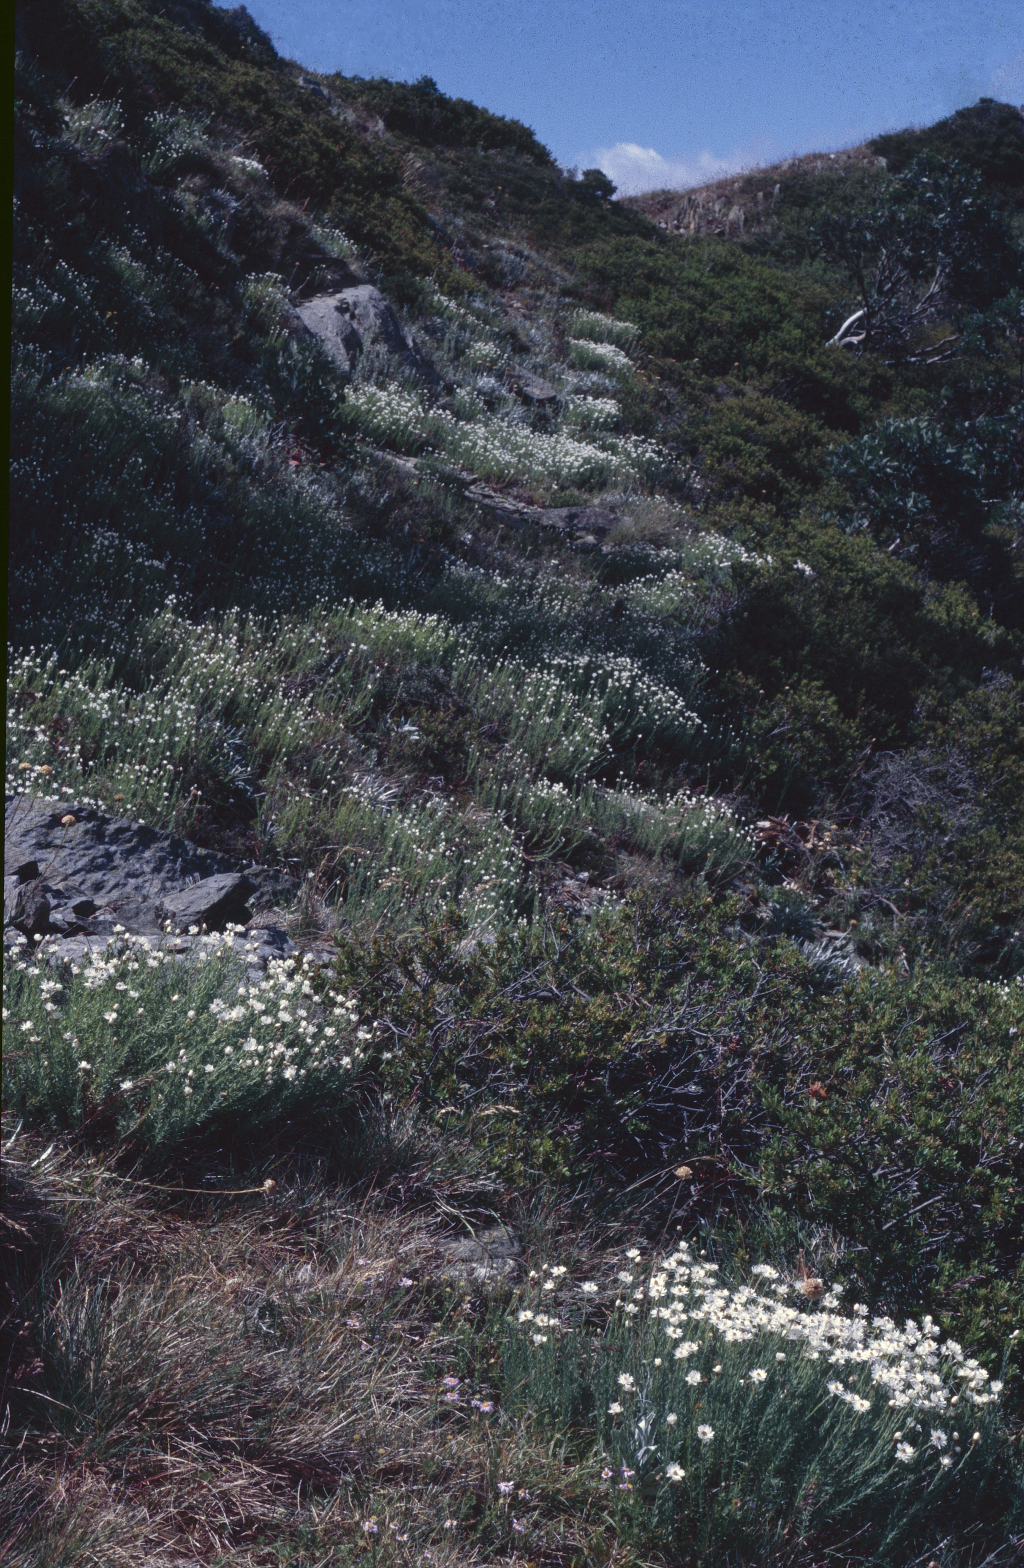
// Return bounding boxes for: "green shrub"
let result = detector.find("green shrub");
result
[869,98,1024,200]
[706,522,1010,810]
[697,390,829,511]
[335,73,552,161]
[831,405,1024,625]
[19,0,458,289]
[576,235,832,381]
[340,892,1024,1373]
[865,680,1024,977]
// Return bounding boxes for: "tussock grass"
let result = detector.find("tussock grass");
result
[507,1245,1011,1563]
[7,585,748,931]
[341,380,672,491]
[2,930,370,1162]
[0,1129,634,1568]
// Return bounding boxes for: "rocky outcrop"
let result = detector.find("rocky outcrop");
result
[296,284,441,385]
[159,872,257,934]
[352,442,622,543]
[4,796,298,969]
[625,144,888,240]
[438,1226,522,1286]
[512,371,558,405]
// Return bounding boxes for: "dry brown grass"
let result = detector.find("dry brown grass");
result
[0,1125,634,1568]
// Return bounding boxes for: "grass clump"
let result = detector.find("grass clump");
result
[3,1132,1020,1568]
[1,1134,568,1567]
[342,380,673,491]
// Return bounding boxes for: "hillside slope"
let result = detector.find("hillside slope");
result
[5,5,1024,1564]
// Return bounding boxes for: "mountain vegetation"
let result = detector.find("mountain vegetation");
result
[5,2,1024,1562]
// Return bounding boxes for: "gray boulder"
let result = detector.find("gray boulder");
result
[295,292,362,371]
[296,285,440,385]
[513,371,558,405]
[157,872,257,934]
[4,798,237,914]
[3,799,298,969]
[438,1226,522,1287]
[5,879,51,937]
[243,864,300,912]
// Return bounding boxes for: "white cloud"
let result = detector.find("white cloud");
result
[593,141,766,197]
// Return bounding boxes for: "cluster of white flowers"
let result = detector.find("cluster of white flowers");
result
[449,413,669,490]
[6,607,354,825]
[308,223,355,261]
[343,381,671,490]
[567,338,634,375]
[59,95,124,150]
[5,927,370,1116]
[535,649,706,752]
[344,384,438,452]
[513,1245,1001,1489]
[464,336,505,371]
[330,770,529,928]
[662,787,752,847]
[648,1245,1000,1413]
[563,395,621,434]
[610,531,764,594]
[567,310,638,350]
[7,555,753,933]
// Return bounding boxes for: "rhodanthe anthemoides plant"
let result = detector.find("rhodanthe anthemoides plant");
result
[503,1240,1010,1561]
[567,310,640,350]
[2,928,373,1159]
[342,382,672,488]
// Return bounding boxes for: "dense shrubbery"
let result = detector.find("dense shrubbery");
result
[16,0,455,289]
[702,522,1008,808]
[831,402,1024,622]
[336,894,1024,1361]
[578,234,834,381]
[870,98,1024,199]
[335,73,552,161]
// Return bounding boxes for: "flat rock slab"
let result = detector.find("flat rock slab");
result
[438,1226,522,1287]
[159,872,256,934]
[513,372,558,404]
[534,506,618,540]
[6,924,296,977]
[5,797,237,911]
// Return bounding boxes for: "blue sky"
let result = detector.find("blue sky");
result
[243,0,1024,193]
